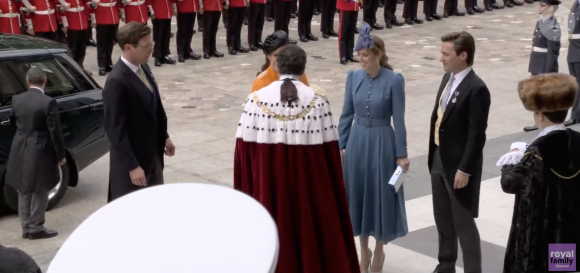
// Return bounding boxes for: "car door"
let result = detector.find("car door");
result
[3,54,105,169]
[0,61,25,174]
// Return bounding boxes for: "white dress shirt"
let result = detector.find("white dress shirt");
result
[445,67,472,106]
[121,56,140,75]
[30,86,44,94]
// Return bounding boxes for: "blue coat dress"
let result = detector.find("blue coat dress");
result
[338,67,409,243]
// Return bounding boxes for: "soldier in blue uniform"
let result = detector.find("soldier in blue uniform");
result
[523,0,561,132]
[565,0,580,127]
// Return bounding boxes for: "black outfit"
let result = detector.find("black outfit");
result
[202,10,222,54]
[298,0,315,38]
[320,0,337,34]
[568,2,580,120]
[363,0,379,26]
[227,6,246,50]
[383,0,400,25]
[423,0,439,17]
[443,0,463,14]
[6,88,65,235]
[528,18,560,77]
[500,129,580,273]
[176,12,198,57]
[428,70,491,273]
[274,0,292,35]
[248,2,265,47]
[66,29,89,68]
[338,10,357,61]
[152,19,172,59]
[0,245,42,273]
[35,31,60,42]
[103,60,169,202]
[266,0,274,19]
[96,24,117,69]
[402,0,419,20]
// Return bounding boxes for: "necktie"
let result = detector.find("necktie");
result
[441,76,455,111]
[137,67,153,92]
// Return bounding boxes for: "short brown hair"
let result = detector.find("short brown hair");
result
[441,31,476,66]
[117,22,152,50]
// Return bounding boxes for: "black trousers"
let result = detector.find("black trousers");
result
[35,31,60,42]
[152,19,172,59]
[222,3,229,26]
[402,0,419,19]
[96,24,116,68]
[266,0,275,18]
[176,12,197,56]
[431,147,482,273]
[227,7,246,48]
[292,0,297,13]
[202,10,221,53]
[338,10,357,60]
[274,1,292,35]
[67,29,89,68]
[424,0,439,15]
[86,21,94,44]
[444,0,459,13]
[383,0,399,23]
[298,0,315,37]
[197,13,203,28]
[320,0,336,33]
[569,62,580,119]
[248,3,265,46]
[363,0,379,25]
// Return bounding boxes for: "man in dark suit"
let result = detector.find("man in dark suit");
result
[523,0,561,132]
[103,22,175,202]
[6,67,66,240]
[566,0,580,126]
[428,31,490,273]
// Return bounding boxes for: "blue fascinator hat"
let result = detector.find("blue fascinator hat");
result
[355,22,374,51]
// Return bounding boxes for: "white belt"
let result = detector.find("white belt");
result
[532,46,548,53]
[35,9,56,14]
[66,6,85,11]
[569,34,580,40]
[99,1,117,7]
[0,12,19,18]
[127,0,145,5]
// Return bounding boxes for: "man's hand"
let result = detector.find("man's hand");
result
[64,2,70,8]
[130,167,147,186]
[59,158,66,166]
[165,138,175,156]
[62,26,68,34]
[397,157,410,172]
[27,29,34,35]
[454,171,469,189]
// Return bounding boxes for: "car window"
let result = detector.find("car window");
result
[56,56,93,92]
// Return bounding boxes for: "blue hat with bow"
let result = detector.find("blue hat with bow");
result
[355,22,374,51]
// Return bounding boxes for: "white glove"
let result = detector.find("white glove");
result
[496,151,525,167]
[510,142,528,153]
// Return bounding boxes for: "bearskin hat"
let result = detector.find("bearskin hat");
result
[518,73,579,112]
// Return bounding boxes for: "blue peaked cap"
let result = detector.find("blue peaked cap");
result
[355,22,374,51]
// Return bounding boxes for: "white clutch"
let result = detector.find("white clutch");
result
[388,165,406,192]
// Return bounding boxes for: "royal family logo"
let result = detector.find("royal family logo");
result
[549,244,576,271]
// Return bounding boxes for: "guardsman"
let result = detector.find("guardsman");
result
[148,0,177,66]
[226,0,249,54]
[523,0,561,132]
[175,0,202,62]
[363,0,383,29]
[337,0,358,64]
[273,0,296,44]
[0,0,22,34]
[88,0,119,76]
[565,0,580,126]
[119,0,148,24]
[423,0,442,22]
[24,0,60,41]
[320,0,337,38]
[297,0,316,42]
[199,0,226,58]
[402,0,423,25]
[247,0,265,51]
[58,0,91,74]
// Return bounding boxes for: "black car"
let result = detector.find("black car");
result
[0,33,109,211]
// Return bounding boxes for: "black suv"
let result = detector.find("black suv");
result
[0,33,109,211]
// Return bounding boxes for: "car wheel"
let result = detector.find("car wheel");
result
[2,161,71,212]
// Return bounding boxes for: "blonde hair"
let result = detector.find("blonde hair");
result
[370,35,393,71]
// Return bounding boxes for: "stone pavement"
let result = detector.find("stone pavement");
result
[1,1,579,272]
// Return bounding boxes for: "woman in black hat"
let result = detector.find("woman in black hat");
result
[251,30,309,92]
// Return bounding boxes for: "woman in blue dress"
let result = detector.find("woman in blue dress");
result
[338,22,410,273]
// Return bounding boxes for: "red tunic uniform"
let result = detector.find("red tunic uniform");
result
[336,0,359,11]
[28,0,59,32]
[119,0,147,23]
[228,0,244,7]
[147,0,173,19]
[249,0,264,3]
[175,0,196,13]
[0,0,21,34]
[89,0,118,25]
[60,0,88,30]
[200,0,221,11]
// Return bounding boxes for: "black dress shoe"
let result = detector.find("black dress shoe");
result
[443,12,450,17]
[307,34,318,41]
[187,52,201,60]
[237,46,250,53]
[23,233,29,239]
[564,118,580,126]
[170,32,175,38]
[371,23,384,30]
[198,26,203,32]
[405,18,415,25]
[288,38,297,44]
[432,13,442,19]
[163,56,176,64]
[229,47,238,55]
[266,17,274,22]
[323,33,330,38]
[178,55,186,62]
[154,58,162,66]
[243,19,248,25]
[386,22,394,28]
[340,58,347,65]
[454,10,466,16]
[300,36,309,42]
[203,52,210,59]
[393,20,405,26]
[425,16,433,21]
[514,0,524,5]
[473,5,484,12]
[106,65,113,72]
[504,1,514,7]
[492,2,504,8]
[28,229,58,240]
[192,29,197,34]
[250,45,259,51]
[87,39,96,47]
[212,51,224,57]
[413,18,424,24]
[523,125,539,132]
[291,13,297,18]
[99,67,107,76]
[467,8,475,14]
[313,9,320,15]
[485,5,493,10]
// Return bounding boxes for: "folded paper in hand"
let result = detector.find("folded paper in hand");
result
[388,165,406,192]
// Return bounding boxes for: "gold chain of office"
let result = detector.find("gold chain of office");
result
[252,86,325,121]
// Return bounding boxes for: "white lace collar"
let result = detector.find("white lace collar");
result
[537,124,566,138]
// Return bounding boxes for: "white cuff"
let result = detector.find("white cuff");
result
[496,151,525,166]
[458,170,470,176]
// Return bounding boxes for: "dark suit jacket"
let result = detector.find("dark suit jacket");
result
[6,88,65,193]
[103,58,169,202]
[428,69,491,218]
